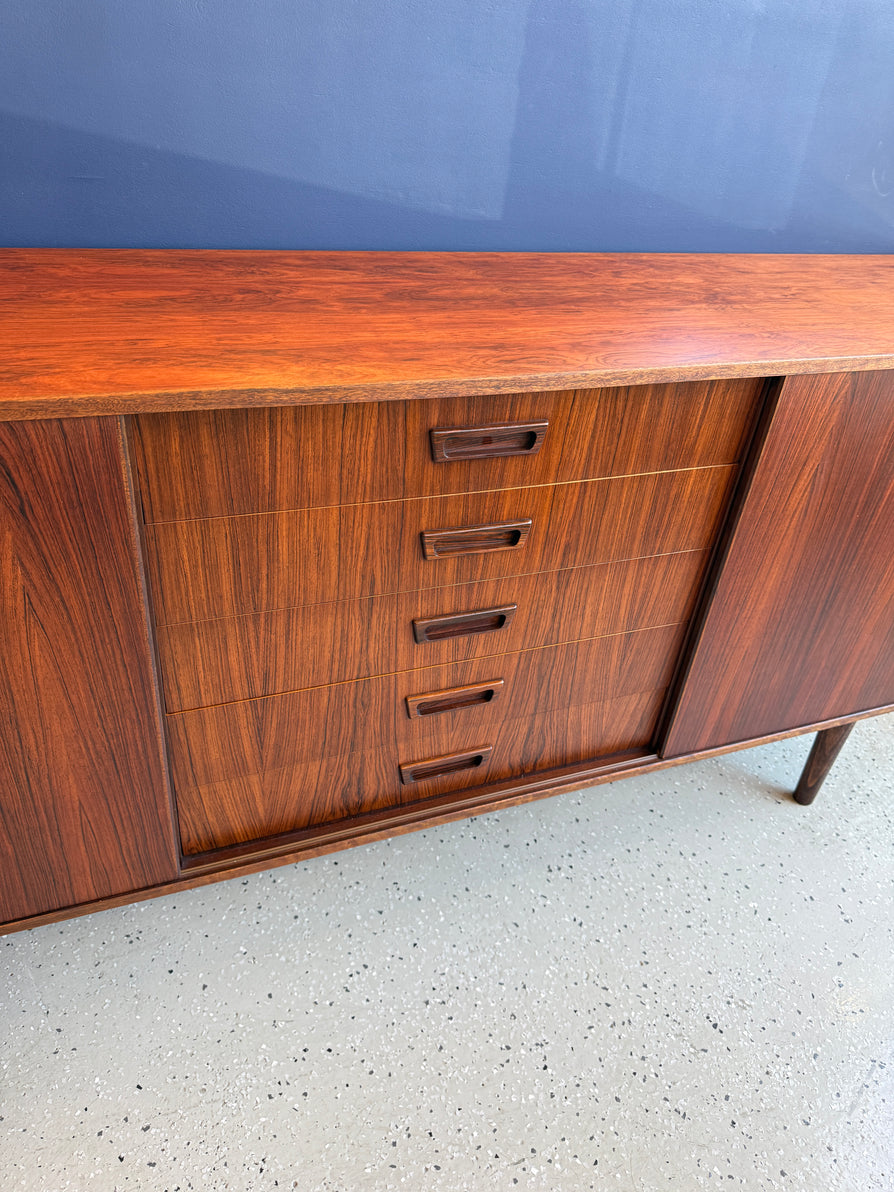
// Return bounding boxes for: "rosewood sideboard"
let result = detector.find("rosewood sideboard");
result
[2,251,893,934]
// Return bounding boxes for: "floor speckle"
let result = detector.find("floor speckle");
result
[2,716,893,1190]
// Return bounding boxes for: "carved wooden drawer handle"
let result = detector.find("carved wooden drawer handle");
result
[405,679,505,720]
[412,603,517,643]
[429,420,549,462]
[421,519,532,560]
[399,745,494,785]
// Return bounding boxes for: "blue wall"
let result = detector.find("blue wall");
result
[2,0,893,251]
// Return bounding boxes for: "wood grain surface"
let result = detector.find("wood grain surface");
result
[144,466,736,624]
[156,549,709,711]
[168,621,685,783]
[132,378,760,521]
[169,623,684,853]
[175,690,666,855]
[663,370,894,754]
[0,418,178,922]
[4,252,894,419]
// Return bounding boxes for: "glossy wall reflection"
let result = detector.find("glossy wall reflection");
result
[1,0,892,250]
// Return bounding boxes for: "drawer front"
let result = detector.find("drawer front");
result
[168,623,686,853]
[158,549,709,711]
[177,689,666,854]
[133,377,761,521]
[145,465,736,624]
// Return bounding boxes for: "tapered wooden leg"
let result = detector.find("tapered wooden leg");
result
[793,722,856,805]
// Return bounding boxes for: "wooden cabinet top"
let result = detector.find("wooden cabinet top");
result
[2,250,894,419]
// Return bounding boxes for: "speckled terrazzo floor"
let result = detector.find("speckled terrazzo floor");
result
[2,715,893,1192]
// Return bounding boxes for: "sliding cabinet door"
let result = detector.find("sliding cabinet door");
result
[663,370,894,756]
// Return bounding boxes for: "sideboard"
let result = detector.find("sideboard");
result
[2,251,893,933]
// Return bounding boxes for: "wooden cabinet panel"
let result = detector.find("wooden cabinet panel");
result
[132,378,760,521]
[170,624,684,853]
[662,370,894,755]
[145,465,736,625]
[0,418,178,923]
[157,549,709,711]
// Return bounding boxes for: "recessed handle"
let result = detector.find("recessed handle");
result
[421,518,532,560]
[413,603,517,643]
[430,420,549,462]
[405,679,505,720]
[399,745,494,785]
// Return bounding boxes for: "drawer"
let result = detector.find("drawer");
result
[176,690,667,854]
[145,464,737,624]
[157,548,710,711]
[168,623,686,853]
[132,377,762,521]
